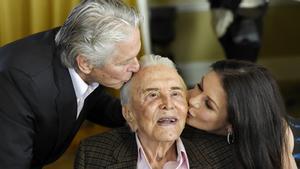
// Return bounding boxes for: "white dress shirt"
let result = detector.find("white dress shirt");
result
[68,68,98,118]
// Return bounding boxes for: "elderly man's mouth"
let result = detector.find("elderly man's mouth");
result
[157,117,178,126]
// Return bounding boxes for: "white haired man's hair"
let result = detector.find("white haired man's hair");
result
[120,54,176,106]
[55,0,141,70]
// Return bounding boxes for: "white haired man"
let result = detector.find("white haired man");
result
[75,54,216,169]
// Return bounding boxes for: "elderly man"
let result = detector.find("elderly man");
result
[75,54,213,169]
[0,0,140,168]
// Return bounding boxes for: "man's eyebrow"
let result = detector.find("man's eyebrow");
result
[142,86,184,93]
[142,88,159,93]
[170,86,184,91]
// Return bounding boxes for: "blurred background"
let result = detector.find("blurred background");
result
[1,0,300,168]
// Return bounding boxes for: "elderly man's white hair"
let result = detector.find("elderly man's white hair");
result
[120,54,176,106]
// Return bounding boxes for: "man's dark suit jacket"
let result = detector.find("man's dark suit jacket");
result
[75,126,217,169]
[0,28,125,169]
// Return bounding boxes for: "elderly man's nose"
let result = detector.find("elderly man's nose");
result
[159,95,174,110]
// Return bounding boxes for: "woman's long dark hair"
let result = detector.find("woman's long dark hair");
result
[211,60,288,169]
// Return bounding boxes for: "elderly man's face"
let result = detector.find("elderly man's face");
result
[128,65,188,142]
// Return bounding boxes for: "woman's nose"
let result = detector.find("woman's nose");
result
[188,93,202,109]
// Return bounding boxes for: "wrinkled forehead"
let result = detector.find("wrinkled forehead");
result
[132,65,186,91]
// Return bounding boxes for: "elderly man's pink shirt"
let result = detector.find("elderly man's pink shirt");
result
[135,134,190,169]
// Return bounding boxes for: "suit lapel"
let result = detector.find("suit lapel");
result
[52,50,77,148]
[107,132,138,169]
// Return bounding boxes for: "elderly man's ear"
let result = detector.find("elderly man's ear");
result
[76,55,93,74]
[122,106,137,132]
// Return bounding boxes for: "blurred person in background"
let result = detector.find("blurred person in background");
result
[209,0,269,62]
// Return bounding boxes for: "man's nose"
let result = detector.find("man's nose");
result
[128,57,139,72]
[159,95,174,110]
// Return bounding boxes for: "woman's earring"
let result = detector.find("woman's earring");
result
[227,130,234,144]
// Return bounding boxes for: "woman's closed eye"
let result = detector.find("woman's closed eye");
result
[204,98,213,110]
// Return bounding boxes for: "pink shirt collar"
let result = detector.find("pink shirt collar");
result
[135,133,190,169]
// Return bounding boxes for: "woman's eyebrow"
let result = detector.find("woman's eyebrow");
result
[202,76,220,111]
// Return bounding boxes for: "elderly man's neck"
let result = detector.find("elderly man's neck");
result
[138,135,177,168]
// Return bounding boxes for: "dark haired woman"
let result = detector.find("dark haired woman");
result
[187,59,297,169]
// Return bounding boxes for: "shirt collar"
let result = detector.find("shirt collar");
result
[135,133,189,169]
[175,136,189,169]
[68,68,98,99]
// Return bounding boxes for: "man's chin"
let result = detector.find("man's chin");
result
[112,81,126,89]
[100,81,123,89]
[111,83,123,89]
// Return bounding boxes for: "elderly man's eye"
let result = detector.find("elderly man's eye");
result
[148,92,158,98]
[171,91,182,97]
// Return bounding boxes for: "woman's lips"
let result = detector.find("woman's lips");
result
[187,109,195,117]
